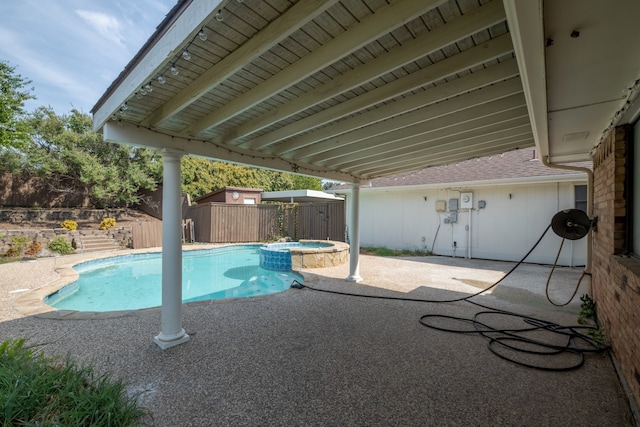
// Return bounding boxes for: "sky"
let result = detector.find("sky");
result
[0,0,177,115]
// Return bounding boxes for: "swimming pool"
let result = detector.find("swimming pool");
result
[45,245,302,312]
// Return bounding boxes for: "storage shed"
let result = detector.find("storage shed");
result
[194,186,262,205]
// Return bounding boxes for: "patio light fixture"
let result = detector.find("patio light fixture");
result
[115,0,251,120]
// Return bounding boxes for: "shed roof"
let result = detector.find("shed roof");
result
[261,189,344,203]
[194,186,263,203]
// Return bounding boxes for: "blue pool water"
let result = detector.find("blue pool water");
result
[45,245,302,312]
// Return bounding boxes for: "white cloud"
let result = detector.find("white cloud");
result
[75,9,125,47]
[0,0,176,113]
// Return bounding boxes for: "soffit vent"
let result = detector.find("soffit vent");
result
[562,131,589,142]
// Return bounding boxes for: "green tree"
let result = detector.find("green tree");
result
[2,107,162,207]
[181,156,322,199]
[0,61,34,149]
[291,174,322,191]
[322,180,342,190]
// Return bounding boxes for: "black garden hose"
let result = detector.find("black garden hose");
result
[290,223,607,371]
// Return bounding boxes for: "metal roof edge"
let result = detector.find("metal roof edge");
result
[329,173,587,194]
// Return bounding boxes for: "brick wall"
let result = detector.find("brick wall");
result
[591,125,640,409]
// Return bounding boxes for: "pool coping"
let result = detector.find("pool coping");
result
[260,239,350,270]
[13,243,286,320]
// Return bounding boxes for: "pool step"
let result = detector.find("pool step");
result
[76,234,120,253]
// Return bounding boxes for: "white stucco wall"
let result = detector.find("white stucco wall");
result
[345,180,587,266]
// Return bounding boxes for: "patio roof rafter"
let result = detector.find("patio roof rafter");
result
[349,120,533,175]
[331,113,531,171]
[314,95,528,167]
[298,78,525,164]
[94,0,536,181]
[279,58,521,160]
[243,31,515,153]
[183,0,453,137]
[222,0,507,146]
[140,0,340,129]
[93,0,640,182]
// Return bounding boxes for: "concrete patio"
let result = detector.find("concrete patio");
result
[0,251,636,426]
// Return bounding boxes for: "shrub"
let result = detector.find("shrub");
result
[60,219,78,231]
[5,235,30,257]
[578,293,606,345]
[0,338,148,426]
[48,236,74,255]
[25,240,42,256]
[100,217,117,230]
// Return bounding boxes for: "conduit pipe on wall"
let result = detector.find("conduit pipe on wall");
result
[542,155,593,273]
[467,209,472,259]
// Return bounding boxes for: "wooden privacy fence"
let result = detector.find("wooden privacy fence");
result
[185,202,345,243]
[131,219,195,248]
[186,203,281,243]
[131,221,162,249]
[132,202,346,246]
[296,202,345,241]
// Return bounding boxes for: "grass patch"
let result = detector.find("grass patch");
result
[0,256,20,265]
[0,339,149,426]
[360,246,431,257]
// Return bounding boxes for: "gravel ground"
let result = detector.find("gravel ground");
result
[0,252,636,426]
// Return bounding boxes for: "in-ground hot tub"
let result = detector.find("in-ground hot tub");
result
[260,240,349,271]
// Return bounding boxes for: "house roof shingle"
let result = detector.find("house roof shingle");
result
[337,148,591,189]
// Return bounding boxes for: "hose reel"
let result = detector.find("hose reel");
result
[545,209,596,307]
[551,209,594,240]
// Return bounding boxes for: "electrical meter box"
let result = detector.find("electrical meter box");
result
[460,192,473,209]
[435,200,446,212]
[448,198,459,211]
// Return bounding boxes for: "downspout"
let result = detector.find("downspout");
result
[542,155,593,273]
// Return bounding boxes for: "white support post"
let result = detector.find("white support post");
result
[347,183,362,282]
[154,150,190,349]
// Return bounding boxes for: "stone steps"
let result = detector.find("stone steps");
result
[76,234,120,253]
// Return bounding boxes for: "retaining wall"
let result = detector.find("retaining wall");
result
[0,227,132,256]
[0,208,133,225]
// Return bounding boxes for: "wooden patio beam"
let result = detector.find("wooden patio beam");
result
[346,119,532,174]
[281,59,520,160]
[226,0,506,144]
[246,32,514,153]
[300,77,524,164]
[184,0,449,136]
[141,0,340,128]
[314,93,528,168]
